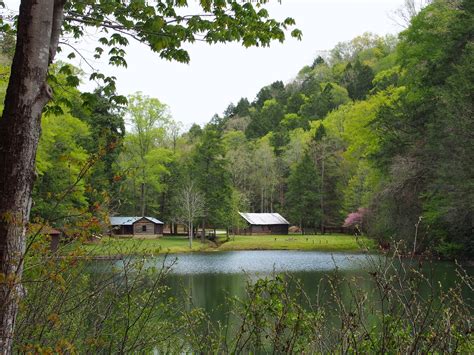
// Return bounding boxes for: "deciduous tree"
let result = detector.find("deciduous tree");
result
[175,181,204,249]
[0,1,300,351]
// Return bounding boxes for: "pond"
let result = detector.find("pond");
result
[144,250,472,326]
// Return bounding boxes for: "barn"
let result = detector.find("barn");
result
[238,212,290,235]
[110,216,164,236]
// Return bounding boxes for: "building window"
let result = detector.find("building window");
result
[142,225,147,232]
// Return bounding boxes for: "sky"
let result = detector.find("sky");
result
[4,0,407,129]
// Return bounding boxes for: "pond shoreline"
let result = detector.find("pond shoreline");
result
[70,235,473,264]
[77,234,375,259]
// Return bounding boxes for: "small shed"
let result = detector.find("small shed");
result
[238,212,290,235]
[28,224,64,251]
[110,216,164,236]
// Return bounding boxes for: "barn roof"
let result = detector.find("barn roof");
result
[239,212,289,225]
[110,216,164,225]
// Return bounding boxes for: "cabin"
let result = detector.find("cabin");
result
[110,216,164,236]
[238,212,290,235]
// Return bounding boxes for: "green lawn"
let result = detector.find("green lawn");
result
[219,234,373,252]
[80,234,373,257]
[81,236,209,256]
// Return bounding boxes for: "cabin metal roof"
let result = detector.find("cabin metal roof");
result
[109,216,164,225]
[238,212,289,225]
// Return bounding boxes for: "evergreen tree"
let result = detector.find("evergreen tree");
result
[342,60,374,100]
[286,152,321,233]
[192,126,232,240]
[73,90,125,211]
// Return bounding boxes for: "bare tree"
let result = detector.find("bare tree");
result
[175,182,205,249]
[167,120,183,153]
[390,0,432,27]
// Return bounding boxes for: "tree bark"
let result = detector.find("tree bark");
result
[201,218,206,242]
[189,222,193,249]
[0,1,65,353]
[140,182,146,216]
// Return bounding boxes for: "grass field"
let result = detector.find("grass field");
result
[218,234,373,252]
[80,234,374,257]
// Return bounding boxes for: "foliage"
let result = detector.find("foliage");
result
[227,275,322,354]
[9,0,470,258]
[370,0,474,256]
[15,236,472,353]
[343,207,368,235]
[0,1,303,352]
[188,250,473,353]
[117,92,174,216]
[72,88,126,209]
[15,237,198,353]
[32,112,90,222]
[286,152,321,231]
[192,126,232,230]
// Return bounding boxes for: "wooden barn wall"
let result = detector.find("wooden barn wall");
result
[249,225,268,234]
[269,224,289,235]
[154,224,164,235]
[111,225,133,235]
[249,224,288,235]
[133,219,155,235]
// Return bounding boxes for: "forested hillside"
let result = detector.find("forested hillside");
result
[0,0,471,258]
[201,0,472,257]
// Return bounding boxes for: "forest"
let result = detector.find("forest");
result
[0,0,472,353]
[0,0,471,259]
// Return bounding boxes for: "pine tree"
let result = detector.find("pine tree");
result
[286,152,321,233]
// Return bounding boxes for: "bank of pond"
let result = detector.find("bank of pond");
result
[80,233,375,256]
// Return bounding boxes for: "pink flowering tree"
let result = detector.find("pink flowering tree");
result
[343,208,368,233]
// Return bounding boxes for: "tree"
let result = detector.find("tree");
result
[246,98,285,139]
[372,0,473,256]
[175,181,204,249]
[308,124,345,232]
[192,126,232,241]
[0,1,300,350]
[391,0,431,27]
[227,189,249,236]
[122,93,171,216]
[286,152,321,233]
[32,111,90,222]
[298,83,349,120]
[341,60,374,101]
[73,89,126,212]
[224,131,253,195]
[250,138,279,212]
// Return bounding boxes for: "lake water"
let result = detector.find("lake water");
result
[145,250,472,326]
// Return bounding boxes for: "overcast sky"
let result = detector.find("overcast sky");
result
[5,0,407,129]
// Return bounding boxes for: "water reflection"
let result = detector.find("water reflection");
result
[157,251,472,327]
[156,250,372,274]
[93,251,472,329]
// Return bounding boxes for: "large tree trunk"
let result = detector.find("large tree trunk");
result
[0,1,65,353]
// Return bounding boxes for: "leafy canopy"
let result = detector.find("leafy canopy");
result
[57,0,301,98]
